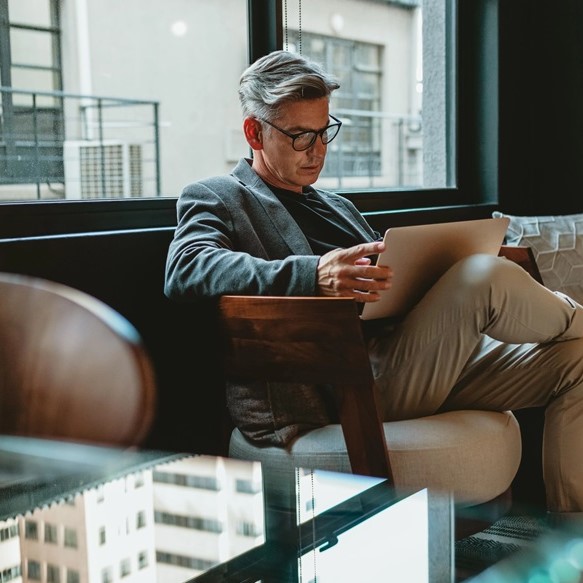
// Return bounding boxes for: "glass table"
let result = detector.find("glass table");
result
[0,435,455,582]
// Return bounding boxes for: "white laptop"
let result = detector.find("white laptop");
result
[360,217,510,320]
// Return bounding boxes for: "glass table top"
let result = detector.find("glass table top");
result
[0,436,453,582]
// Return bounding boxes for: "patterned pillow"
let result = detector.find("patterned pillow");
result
[493,211,583,304]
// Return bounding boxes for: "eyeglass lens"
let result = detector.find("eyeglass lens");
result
[293,123,341,151]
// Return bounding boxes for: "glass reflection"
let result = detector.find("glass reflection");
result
[0,455,264,582]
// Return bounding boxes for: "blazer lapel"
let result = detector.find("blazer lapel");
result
[232,159,314,255]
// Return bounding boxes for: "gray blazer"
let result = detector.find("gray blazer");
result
[164,158,378,446]
[165,158,377,301]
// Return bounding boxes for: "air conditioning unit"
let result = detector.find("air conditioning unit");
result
[63,140,143,199]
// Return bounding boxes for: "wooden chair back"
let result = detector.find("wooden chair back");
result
[0,272,156,446]
[217,295,393,480]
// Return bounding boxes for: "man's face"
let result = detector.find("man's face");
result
[253,97,331,193]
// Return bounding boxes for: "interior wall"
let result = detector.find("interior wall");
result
[498,0,583,215]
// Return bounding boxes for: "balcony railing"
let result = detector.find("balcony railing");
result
[0,87,160,201]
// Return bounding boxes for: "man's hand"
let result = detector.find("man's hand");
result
[317,241,392,302]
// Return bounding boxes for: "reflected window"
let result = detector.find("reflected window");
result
[0,565,22,581]
[27,560,41,581]
[44,522,58,543]
[24,519,38,540]
[64,526,78,548]
[138,551,148,570]
[134,472,145,488]
[47,564,60,583]
[153,470,220,491]
[120,558,130,578]
[136,510,146,529]
[235,478,261,494]
[0,523,18,541]
[154,510,222,533]
[236,521,262,537]
[156,551,216,571]
[101,567,113,583]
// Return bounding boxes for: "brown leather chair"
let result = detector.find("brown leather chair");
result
[0,272,156,446]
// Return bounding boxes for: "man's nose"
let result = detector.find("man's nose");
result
[310,135,327,155]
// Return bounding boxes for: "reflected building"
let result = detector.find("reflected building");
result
[1,456,264,583]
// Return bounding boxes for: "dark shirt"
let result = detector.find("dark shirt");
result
[271,185,378,253]
[269,183,392,334]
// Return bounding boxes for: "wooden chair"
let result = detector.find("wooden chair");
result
[217,246,542,533]
[0,272,157,446]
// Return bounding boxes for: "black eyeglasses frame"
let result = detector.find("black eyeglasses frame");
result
[259,114,343,151]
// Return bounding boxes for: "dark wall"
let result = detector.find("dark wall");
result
[498,0,583,215]
[0,229,228,456]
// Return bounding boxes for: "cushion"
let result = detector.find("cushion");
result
[493,211,583,304]
[229,409,521,508]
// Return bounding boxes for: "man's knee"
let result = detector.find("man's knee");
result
[445,254,513,297]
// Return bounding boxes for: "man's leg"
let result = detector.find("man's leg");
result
[368,253,583,419]
[440,335,583,512]
[367,253,583,512]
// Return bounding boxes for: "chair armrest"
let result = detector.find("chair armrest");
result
[499,245,544,285]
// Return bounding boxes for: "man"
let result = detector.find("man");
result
[165,50,583,516]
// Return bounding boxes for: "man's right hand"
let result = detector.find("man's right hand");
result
[317,241,392,303]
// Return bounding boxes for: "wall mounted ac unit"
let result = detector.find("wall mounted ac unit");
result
[63,140,142,199]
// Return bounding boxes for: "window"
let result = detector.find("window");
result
[120,558,131,578]
[0,0,448,200]
[154,510,222,534]
[47,564,60,583]
[156,551,216,571]
[134,471,145,488]
[153,470,220,491]
[0,0,64,200]
[98,526,106,545]
[63,526,78,548]
[137,551,148,570]
[0,0,496,238]
[27,560,41,581]
[136,510,146,529]
[0,565,22,582]
[101,567,113,583]
[0,0,247,203]
[235,478,261,494]
[24,519,38,540]
[66,570,80,583]
[44,522,58,543]
[236,521,262,537]
[0,523,18,541]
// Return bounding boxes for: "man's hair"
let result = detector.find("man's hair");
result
[238,50,340,122]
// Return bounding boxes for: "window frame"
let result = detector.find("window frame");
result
[0,0,498,238]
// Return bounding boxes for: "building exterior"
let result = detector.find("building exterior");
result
[0,1,431,201]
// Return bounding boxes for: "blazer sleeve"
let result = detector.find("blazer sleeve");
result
[164,179,320,301]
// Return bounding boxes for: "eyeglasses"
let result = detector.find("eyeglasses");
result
[259,114,343,151]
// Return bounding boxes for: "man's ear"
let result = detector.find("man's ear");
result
[243,117,263,150]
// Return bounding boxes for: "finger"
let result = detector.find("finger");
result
[351,289,383,303]
[337,241,385,262]
[352,264,392,281]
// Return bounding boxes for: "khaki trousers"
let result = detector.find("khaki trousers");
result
[368,254,583,512]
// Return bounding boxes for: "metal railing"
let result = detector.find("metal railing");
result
[321,108,424,191]
[0,87,160,201]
